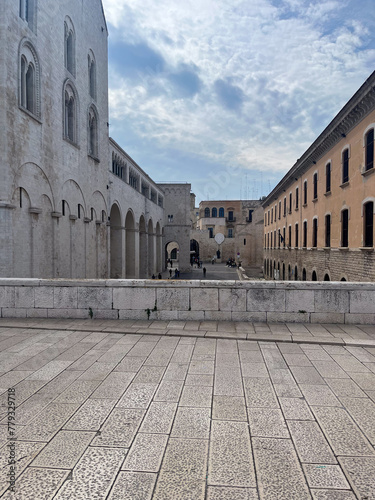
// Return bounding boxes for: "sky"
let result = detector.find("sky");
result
[101,0,375,204]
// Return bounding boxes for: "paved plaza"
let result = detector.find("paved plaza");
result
[0,318,375,499]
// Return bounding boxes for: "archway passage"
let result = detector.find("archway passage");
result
[148,219,155,277]
[324,273,330,281]
[110,204,122,279]
[312,270,318,281]
[190,239,200,265]
[166,241,180,270]
[125,210,135,279]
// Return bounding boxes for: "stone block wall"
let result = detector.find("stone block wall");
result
[1,279,374,324]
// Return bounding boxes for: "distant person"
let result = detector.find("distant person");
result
[158,273,162,279]
[152,274,155,279]
[174,269,178,278]
[169,269,172,278]
[203,267,206,277]
[212,258,215,265]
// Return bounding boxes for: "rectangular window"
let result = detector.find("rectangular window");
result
[271,232,273,248]
[325,214,331,247]
[244,238,246,245]
[366,129,374,171]
[208,228,214,238]
[326,163,331,193]
[364,202,373,247]
[312,218,318,247]
[283,197,286,216]
[295,224,299,247]
[278,201,281,219]
[268,211,270,225]
[283,227,286,248]
[303,221,307,248]
[289,193,292,213]
[303,181,307,205]
[313,173,318,200]
[342,209,349,247]
[228,228,233,238]
[275,204,277,219]
[248,210,253,223]
[278,229,281,248]
[228,211,234,222]
[267,233,269,248]
[342,149,349,183]
[271,208,273,224]
[295,187,299,210]
[288,225,291,247]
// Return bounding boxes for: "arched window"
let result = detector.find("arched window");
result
[312,270,317,281]
[88,105,99,158]
[19,40,40,118]
[294,266,298,281]
[302,268,306,281]
[64,18,75,76]
[88,52,96,100]
[219,207,224,217]
[63,81,78,144]
[324,273,330,281]
[212,207,217,217]
[365,129,374,171]
[204,207,210,218]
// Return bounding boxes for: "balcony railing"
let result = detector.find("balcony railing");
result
[226,217,236,223]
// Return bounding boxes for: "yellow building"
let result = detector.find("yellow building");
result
[263,71,375,282]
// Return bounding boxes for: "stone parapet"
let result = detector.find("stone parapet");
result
[1,279,375,324]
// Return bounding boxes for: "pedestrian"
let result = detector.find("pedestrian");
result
[152,274,155,279]
[174,269,178,279]
[158,273,162,279]
[203,267,206,277]
[169,269,172,278]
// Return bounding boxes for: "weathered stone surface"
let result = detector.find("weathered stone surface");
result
[2,468,69,500]
[212,396,247,421]
[117,383,157,409]
[153,438,208,500]
[311,491,356,500]
[185,374,214,386]
[252,437,310,499]
[191,288,219,311]
[123,433,168,472]
[299,384,340,406]
[339,397,375,445]
[289,366,325,384]
[207,487,259,500]
[153,379,184,402]
[287,420,337,464]
[139,402,177,434]
[338,457,375,500]
[302,464,350,490]
[312,406,375,456]
[279,397,314,420]
[208,420,256,487]
[108,472,156,500]
[91,372,135,399]
[314,290,349,313]
[325,378,366,397]
[248,408,289,438]
[156,288,189,311]
[244,378,279,408]
[92,408,145,447]
[179,385,213,407]
[219,289,246,312]
[247,289,285,312]
[31,430,95,468]
[64,398,116,431]
[171,407,211,439]
[113,288,156,311]
[55,447,126,499]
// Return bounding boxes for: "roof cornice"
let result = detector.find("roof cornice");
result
[262,71,375,207]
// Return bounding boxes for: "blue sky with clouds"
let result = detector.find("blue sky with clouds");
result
[101,0,375,203]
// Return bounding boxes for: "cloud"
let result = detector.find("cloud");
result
[102,0,375,202]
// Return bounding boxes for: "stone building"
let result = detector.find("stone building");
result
[262,71,375,282]
[191,200,264,274]
[0,0,185,280]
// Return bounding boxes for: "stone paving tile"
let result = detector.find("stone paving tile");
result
[207,487,259,499]
[153,438,208,500]
[185,374,214,386]
[77,362,117,381]
[331,354,370,373]
[346,346,375,362]
[139,402,177,434]
[212,396,247,421]
[107,471,157,500]
[117,383,158,409]
[66,349,108,371]
[273,383,302,398]
[260,348,288,369]
[127,341,157,358]
[302,464,350,490]
[241,362,269,378]
[302,347,332,361]
[26,360,72,381]
[4,394,52,425]
[244,378,279,408]
[252,437,311,500]
[91,408,145,447]
[348,371,375,390]
[162,362,188,381]
[171,407,210,439]
[237,341,259,351]
[91,372,136,399]
[2,468,70,500]
[339,396,375,445]
[114,356,146,372]
[287,420,337,464]
[31,430,95,468]
[18,402,80,442]
[153,379,184,402]
[312,406,375,456]
[279,397,314,420]
[338,457,375,500]
[170,344,194,363]
[179,385,212,407]
[299,384,341,406]
[311,359,350,379]
[282,353,312,366]
[188,359,215,375]
[289,365,326,384]
[239,350,263,363]
[325,378,367,397]
[214,367,244,397]
[311,490,356,500]
[64,398,117,431]
[55,447,126,499]
[122,433,168,472]
[208,420,256,487]
[248,408,289,438]
[0,441,45,496]
[54,380,101,404]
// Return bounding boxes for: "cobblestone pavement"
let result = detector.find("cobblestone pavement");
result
[0,319,374,499]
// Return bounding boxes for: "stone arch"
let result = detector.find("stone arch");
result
[323,272,330,281]
[19,38,41,118]
[147,218,155,277]
[282,262,285,280]
[302,268,307,281]
[156,221,162,273]
[12,186,32,277]
[125,210,136,279]
[312,270,318,281]
[139,215,147,278]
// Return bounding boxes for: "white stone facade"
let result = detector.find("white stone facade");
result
[0,0,172,279]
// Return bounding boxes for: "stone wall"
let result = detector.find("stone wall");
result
[1,279,374,324]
